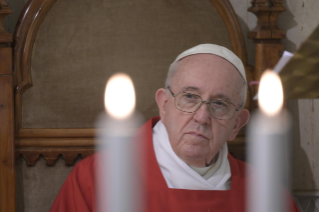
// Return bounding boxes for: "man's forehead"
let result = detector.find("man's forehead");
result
[172,62,243,104]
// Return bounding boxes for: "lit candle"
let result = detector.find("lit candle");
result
[247,70,291,212]
[97,73,143,212]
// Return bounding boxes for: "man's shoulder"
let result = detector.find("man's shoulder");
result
[71,153,97,177]
[78,153,97,166]
[69,116,160,178]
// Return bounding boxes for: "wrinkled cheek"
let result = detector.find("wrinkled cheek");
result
[212,126,230,143]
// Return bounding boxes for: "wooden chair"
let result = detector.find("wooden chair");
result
[0,0,286,211]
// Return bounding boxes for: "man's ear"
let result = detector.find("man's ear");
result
[155,88,168,124]
[228,109,250,141]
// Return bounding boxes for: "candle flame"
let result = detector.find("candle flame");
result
[258,70,283,116]
[104,73,135,119]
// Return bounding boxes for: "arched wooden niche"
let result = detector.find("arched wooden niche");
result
[14,0,250,165]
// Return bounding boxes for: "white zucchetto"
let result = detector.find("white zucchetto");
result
[172,44,246,83]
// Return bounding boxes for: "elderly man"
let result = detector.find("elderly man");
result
[50,44,299,212]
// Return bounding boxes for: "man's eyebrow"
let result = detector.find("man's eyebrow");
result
[181,86,200,91]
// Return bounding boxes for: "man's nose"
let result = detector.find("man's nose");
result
[193,102,211,125]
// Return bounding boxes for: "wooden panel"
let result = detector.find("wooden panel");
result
[16,137,95,147]
[0,33,12,43]
[255,43,284,80]
[0,76,16,212]
[0,48,12,74]
[17,128,95,138]
[0,2,15,210]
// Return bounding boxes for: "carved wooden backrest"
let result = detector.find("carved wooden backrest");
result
[11,0,250,211]
[14,0,249,163]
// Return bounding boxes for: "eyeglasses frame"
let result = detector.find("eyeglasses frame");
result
[167,86,242,120]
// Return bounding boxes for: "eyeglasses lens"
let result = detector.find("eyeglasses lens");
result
[174,92,235,120]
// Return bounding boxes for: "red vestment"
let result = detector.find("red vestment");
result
[50,117,300,212]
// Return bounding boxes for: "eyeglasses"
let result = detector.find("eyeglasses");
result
[167,87,242,120]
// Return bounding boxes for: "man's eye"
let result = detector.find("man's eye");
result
[212,101,227,107]
[185,93,196,99]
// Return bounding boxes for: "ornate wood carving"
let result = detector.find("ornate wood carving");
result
[0,1,15,211]
[16,147,94,166]
[248,0,286,109]
[15,131,96,166]
[15,129,96,165]
[248,0,286,40]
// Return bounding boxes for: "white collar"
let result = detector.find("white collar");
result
[152,120,231,190]
[189,151,221,180]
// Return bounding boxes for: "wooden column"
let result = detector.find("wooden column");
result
[0,1,15,212]
[248,0,286,108]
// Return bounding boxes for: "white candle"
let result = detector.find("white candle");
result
[97,73,143,212]
[247,70,291,212]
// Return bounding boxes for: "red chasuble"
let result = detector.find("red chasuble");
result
[50,117,300,212]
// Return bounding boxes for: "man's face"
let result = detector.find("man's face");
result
[157,54,249,167]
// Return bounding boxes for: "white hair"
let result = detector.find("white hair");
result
[164,60,247,108]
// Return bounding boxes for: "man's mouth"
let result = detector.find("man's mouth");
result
[185,131,208,140]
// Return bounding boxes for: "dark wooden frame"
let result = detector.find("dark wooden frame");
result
[0,1,15,211]
[0,0,286,211]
